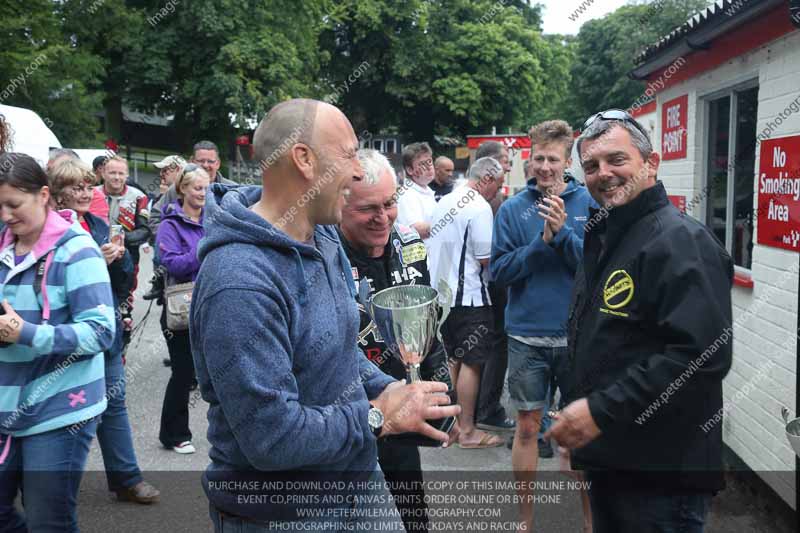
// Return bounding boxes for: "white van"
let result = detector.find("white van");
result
[0,104,62,166]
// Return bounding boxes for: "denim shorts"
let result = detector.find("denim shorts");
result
[507,336,571,412]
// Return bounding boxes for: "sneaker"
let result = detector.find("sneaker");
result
[172,441,195,454]
[538,439,554,458]
[476,414,517,432]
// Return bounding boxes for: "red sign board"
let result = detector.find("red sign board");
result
[661,95,688,160]
[466,135,531,150]
[757,135,800,252]
[668,195,686,213]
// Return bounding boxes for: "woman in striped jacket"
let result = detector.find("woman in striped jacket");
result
[0,153,116,532]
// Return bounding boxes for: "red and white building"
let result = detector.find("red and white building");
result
[631,0,800,509]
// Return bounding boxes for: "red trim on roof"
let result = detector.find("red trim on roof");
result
[631,100,657,117]
[645,4,794,93]
[466,135,531,149]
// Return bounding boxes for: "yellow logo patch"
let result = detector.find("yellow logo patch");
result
[603,269,634,310]
[401,242,427,264]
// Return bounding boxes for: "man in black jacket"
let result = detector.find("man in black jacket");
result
[546,110,733,533]
[339,148,456,533]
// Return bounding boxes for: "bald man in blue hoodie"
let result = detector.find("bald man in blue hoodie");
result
[191,99,461,532]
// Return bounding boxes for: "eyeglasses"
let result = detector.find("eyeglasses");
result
[583,109,649,138]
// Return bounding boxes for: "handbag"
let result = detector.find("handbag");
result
[164,280,195,331]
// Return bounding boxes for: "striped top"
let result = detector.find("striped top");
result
[0,209,115,437]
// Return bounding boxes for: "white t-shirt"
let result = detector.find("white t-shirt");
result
[427,184,493,307]
[397,180,437,240]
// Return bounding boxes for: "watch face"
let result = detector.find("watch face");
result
[368,408,384,429]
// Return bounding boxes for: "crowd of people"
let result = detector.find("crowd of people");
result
[0,95,734,533]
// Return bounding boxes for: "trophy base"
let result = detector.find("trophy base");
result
[385,415,457,448]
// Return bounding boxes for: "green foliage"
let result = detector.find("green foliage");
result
[0,0,105,146]
[322,0,549,141]
[525,34,578,129]
[0,0,714,150]
[567,0,709,127]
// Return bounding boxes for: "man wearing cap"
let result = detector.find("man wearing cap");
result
[149,141,236,238]
[154,155,187,197]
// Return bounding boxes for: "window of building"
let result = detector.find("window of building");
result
[372,139,383,152]
[704,84,759,269]
[385,139,396,153]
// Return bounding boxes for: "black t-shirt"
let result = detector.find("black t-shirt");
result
[338,224,447,383]
[429,180,454,202]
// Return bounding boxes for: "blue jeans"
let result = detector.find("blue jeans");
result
[0,419,97,533]
[96,352,143,491]
[587,477,712,533]
[209,469,405,533]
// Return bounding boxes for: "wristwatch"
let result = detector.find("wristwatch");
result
[367,404,384,438]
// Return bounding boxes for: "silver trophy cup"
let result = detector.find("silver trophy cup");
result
[360,282,457,444]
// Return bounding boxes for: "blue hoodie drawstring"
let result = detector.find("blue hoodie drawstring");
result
[291,248,309,305]
[337,245,357,299]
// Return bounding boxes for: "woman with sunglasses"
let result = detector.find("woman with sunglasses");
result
[49,158,160,504]
[156,163,210,454]
[0,153,116,532]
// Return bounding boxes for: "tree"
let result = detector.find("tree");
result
[61,0,329,153]
[568,0,708,127]
[524,34,578,129]
[321,0,551,141]
[0,0,105,147]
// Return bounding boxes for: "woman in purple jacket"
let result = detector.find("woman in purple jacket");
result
[156,164,209,454]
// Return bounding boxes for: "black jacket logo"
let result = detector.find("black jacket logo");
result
[602,269,634,314]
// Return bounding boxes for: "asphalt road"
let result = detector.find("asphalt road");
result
[14,244,790,532]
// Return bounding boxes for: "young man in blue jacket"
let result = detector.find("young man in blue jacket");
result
[491,120,595,533]
[191,99,460,532]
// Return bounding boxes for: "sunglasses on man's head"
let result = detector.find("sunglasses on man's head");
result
[583,109,649,138]
[182,163,200,175]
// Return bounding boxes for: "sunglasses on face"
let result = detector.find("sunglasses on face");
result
[583,109,649,138]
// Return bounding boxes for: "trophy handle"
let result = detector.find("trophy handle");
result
[436,280,452,342]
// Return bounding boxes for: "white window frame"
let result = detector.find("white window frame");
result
[700,78,759,274]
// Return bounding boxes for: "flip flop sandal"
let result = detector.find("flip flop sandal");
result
[457,432,504,449]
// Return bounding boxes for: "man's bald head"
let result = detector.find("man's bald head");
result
[435,156,452,168]
[253,98,325,171]
[434,155,455,186]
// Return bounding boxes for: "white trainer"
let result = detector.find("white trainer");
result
[172,441,196,454]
